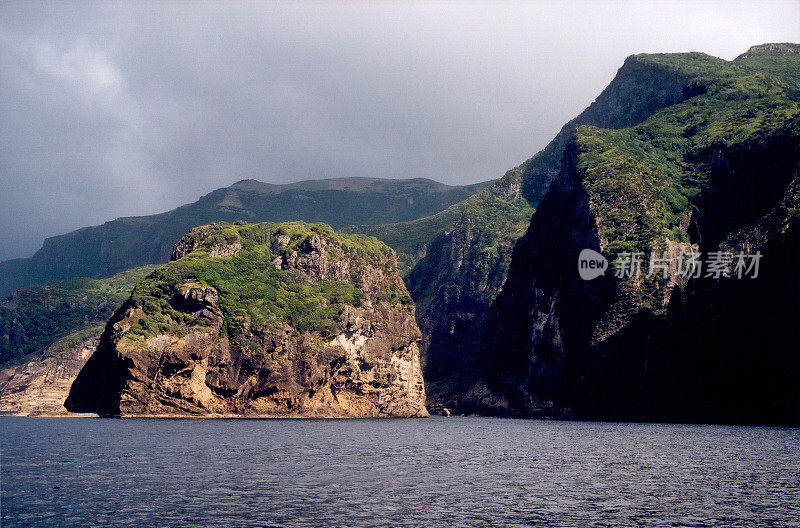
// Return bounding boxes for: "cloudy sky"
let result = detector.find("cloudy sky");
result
[1,1,798,261]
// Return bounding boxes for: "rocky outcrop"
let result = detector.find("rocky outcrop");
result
[65,222,427,418]
[169,223,244,260]
[461,48,800,424]
[0,336,98,415]
[737,43,800,60]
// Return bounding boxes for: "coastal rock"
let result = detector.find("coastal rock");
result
[0,337,98,416]
[65,222,427,418]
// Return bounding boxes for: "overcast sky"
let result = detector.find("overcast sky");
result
[1,1,798,261]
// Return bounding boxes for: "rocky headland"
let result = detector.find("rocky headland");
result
[65,222,428,417]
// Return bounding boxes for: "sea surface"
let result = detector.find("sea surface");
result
[1,416,799,527]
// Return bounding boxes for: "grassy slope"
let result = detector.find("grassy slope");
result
[126,222,410,352]
[360,48,719,278]
[559,49,798,333]
[0,265,157,367]
[355,172,534,275]
[734,43,800,88]
[576,49,800,260]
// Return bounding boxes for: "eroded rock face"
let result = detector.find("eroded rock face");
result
[0,337,98,416]
[65,223,427,418]
[276,235,352,283]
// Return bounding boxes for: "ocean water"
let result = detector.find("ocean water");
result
[1,416,799,527]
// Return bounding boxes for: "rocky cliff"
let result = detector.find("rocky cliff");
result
[386,51,729,410]
[462,46,800,424]
[65,222,427,417]
[0,337,97,416]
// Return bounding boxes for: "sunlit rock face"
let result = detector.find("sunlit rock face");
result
[66,222,427,418]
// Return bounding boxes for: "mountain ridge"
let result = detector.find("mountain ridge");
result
[0,177,489,298]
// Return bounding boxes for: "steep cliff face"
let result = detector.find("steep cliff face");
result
[405,176,530,371]
[468,46,800,424]
[65,222,427,417]
[0,336,97,416]
[400,53,734,409]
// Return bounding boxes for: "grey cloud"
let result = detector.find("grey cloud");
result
[1,0,798,261]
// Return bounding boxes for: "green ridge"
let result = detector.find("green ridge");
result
[576,49,800,264]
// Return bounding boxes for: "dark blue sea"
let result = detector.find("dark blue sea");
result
[2,416,799,527]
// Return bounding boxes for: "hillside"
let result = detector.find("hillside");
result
[65,222,427,417]
[0,265,157,368]
[459,44,800,424]
[359,48,725,388]
[0,177,488,298]
[0,265,157,415]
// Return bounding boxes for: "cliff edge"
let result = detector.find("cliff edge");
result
[65,222,427,417]
[460,47,800,424]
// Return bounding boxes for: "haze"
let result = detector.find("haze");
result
[1,0,798,262]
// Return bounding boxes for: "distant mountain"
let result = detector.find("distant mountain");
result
[0,177,489,298]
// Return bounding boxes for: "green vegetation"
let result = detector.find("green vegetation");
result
[733,44,800,89]
[356,172,533,384]
[572,48,800,316]
[125,222,410,348]
[356,175,534,274]
[575,50,800,261]
[0,265,157,367]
